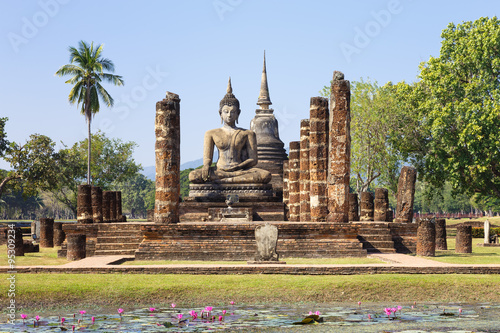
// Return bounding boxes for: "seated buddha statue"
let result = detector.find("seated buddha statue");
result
[189,78,271,185]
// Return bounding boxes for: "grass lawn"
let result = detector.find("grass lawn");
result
[0,245,68,266]
[1,273,499,312]
[127,257,385,265]
[445,216,500,226]
[425,238,500,264]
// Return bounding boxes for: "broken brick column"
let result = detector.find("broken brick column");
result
[53,222,65,247]
[299,119,311,222]
[66,234,86,261]
[109,191,117,222]
[39,218,54,248]
[360,192,374,221]
[374,188,389,221]
[77,184,93,223]
[102,191,112,223]
[155,92,181,223]
[417,218,436,257]
[327,71,351,222]
[309,97,329,222]
[348,193,359,222]
[435,218,447,250]
[91,186,103,223]
[283,160,290,221]
[115,191,123,222]
[13,227,24,256]
[456,225,472,253]
[395,166,417,223]
[288,141,301,222]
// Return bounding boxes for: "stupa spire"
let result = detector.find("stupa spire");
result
[257,51,272,109]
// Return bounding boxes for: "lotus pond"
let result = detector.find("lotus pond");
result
[2,303,500,332]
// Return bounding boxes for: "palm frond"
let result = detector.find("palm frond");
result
[89,86,100,115]
[99,58,115,72]
[55,64,84,77]
[96,82,114,107]
[100,73,124,86]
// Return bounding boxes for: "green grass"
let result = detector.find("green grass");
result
[445,216,500,226]
[0,245,68,266]
[127,257,385,265]
[425,238,500,264]
[1,273,499,312]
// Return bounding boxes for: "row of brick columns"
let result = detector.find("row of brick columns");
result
[77,185,124,223]
[416,218,472,256]
[283,70,417,223]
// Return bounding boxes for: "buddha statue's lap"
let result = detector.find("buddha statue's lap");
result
[188,78,271,186]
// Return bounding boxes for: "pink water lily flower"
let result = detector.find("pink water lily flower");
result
[219,315,223,321]
[222,310,227,315]
[91,316,95,324]
[309,311,313,315]
[35,315,40,322]
[61,317,65,324]
[358,301,362,307]
[230,301,234,305]
[80,310,86,315]
[315,311,321,316]
[368,314,372,320]
[20,314,27,323]
[384,308,392,317]
[189,310,198,318]
[149,307,156,312]
[397,305,402,311]
[205,306,213,312]
[177,314,183,320]
[118,308,124,316]
[171,303,176,308]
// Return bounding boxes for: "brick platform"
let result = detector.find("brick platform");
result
[136,222,369,261]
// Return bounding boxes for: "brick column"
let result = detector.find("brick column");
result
[91,186,103,223]
[115,191,123,222]
[359,192,374,221]
[102,191,112,223]
[299,119,311,222]
[282,160,290,221]
[395,166,417,223]
[109,191,117,222]
[53,222,65,247]
[288,141,301,222]
[348,193,359,221]
[435,219,447,250]
[374,188,389,221]
[67,234,86,261]
[13,227,24,256]
[417,218,435,257]
[155,92,181,224]
[77,184,93,223]
[39,218,54,248]
[327,71,351,222]
[456,225,472,253]
[309,97,329,222]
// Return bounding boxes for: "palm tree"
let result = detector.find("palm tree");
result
[56,40,124,184]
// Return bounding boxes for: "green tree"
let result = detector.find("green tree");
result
[115,173,155,218]
[0,117,9,157]
[410,17,500,199]
[56,41,124,185]
[51,131,141,215]
[0,134,60,198]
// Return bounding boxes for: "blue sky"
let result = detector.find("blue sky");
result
[1,0,499,170]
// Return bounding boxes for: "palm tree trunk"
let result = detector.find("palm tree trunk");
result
[87,119,91,184]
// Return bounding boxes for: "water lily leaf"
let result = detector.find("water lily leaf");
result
[161,321,174,327]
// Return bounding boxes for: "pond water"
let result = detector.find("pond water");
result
[1,303,499,332]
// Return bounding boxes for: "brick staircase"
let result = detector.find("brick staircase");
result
[94,223,143,256]
[355,222,396,253]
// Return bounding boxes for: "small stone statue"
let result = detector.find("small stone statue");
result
[254,223,279,261]
[189,78,271,184]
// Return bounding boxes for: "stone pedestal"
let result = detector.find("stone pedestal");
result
[254,223,279,261]
[456,225,472,253]
[53,222,65,247]
[374,188,389,221]
[395,166,417,223]
[208,207,253,222]
[91,186,103,223]
[327,71,351,222]
[417,218,435,257]
[39,218,54,248]
[309,97,329,222]
[435,218,447,250]
[288,141,301,222]
[299,119,311,222]
[188,183,273,199]
[77,184,93,223]
[67,234,86,261]
[359,192,374,221]
[348,193,359,222]
[155,92,181,224]
[102,191,112,222]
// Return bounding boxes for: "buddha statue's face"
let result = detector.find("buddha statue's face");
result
[220,104,240,125]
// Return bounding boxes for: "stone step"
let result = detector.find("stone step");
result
[365,247,397,254]
[94,249,137,256]
[97,224,143,231]
[357,228,393,235]
[95,243,140,250]
[97,236,143,244]
[357,235,393,242]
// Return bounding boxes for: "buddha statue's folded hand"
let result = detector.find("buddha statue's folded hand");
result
[201,165,211,182]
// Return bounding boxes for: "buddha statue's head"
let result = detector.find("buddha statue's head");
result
[219,77,240,123]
